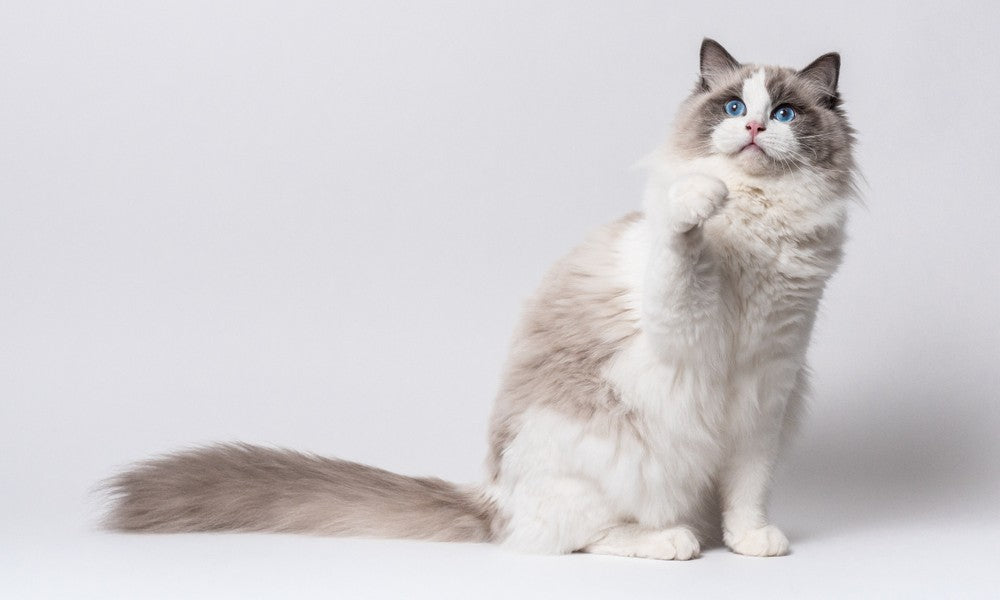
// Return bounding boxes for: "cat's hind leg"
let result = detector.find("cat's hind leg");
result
[582,524,701,561]
[496,476,700,560]
[497,475,618,555]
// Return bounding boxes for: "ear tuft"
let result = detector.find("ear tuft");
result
[699,38,740,90]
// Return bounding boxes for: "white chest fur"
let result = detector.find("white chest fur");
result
[602,188,844,512]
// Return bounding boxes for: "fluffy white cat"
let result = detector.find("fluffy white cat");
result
[106,39,856,560]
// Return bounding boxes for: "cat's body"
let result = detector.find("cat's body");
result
[106,40,856,560]
[485,148,849,558]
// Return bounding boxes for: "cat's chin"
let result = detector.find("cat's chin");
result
[729,148,789,177]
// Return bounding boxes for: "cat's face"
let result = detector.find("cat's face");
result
[673,39,854,182]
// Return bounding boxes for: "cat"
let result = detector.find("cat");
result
[105,39,856,560]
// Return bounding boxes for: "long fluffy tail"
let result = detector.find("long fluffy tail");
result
[104,443,494,542]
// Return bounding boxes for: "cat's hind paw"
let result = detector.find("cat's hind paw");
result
[640,527,701,561]
[584,525,701,561]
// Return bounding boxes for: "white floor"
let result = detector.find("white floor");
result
[4,421,997,600]
[4,514,996,599]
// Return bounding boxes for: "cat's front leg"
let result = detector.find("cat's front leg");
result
[642,173,729,353]
[719,433,790,557]
[719,371,809,557]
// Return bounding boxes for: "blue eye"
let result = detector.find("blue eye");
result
[724,99,746,117]
[772,105,796,122]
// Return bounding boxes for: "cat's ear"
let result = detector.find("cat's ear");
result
[699,38,740,89]
[799,52,841,96]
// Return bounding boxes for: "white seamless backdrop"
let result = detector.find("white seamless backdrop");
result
[2,1,998,599]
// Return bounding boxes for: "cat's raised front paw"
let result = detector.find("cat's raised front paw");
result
[725,524,789,557]
[666,174,729,233]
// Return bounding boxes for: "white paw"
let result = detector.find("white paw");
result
[725,524,790,557]
[666,174,729,233]
[635,527,701,561]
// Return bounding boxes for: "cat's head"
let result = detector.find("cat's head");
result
[673,39,855,185]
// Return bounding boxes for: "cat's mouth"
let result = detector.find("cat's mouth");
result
[740,142,765,154]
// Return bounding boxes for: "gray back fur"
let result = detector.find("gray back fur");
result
[486,214,642,481]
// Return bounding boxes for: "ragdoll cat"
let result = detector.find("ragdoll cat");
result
[106,39,856,560]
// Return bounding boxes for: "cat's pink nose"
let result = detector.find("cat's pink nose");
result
[746,121,766,139]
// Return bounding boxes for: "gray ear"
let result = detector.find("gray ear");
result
[699,38,740,89]
[799,52,841,94]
